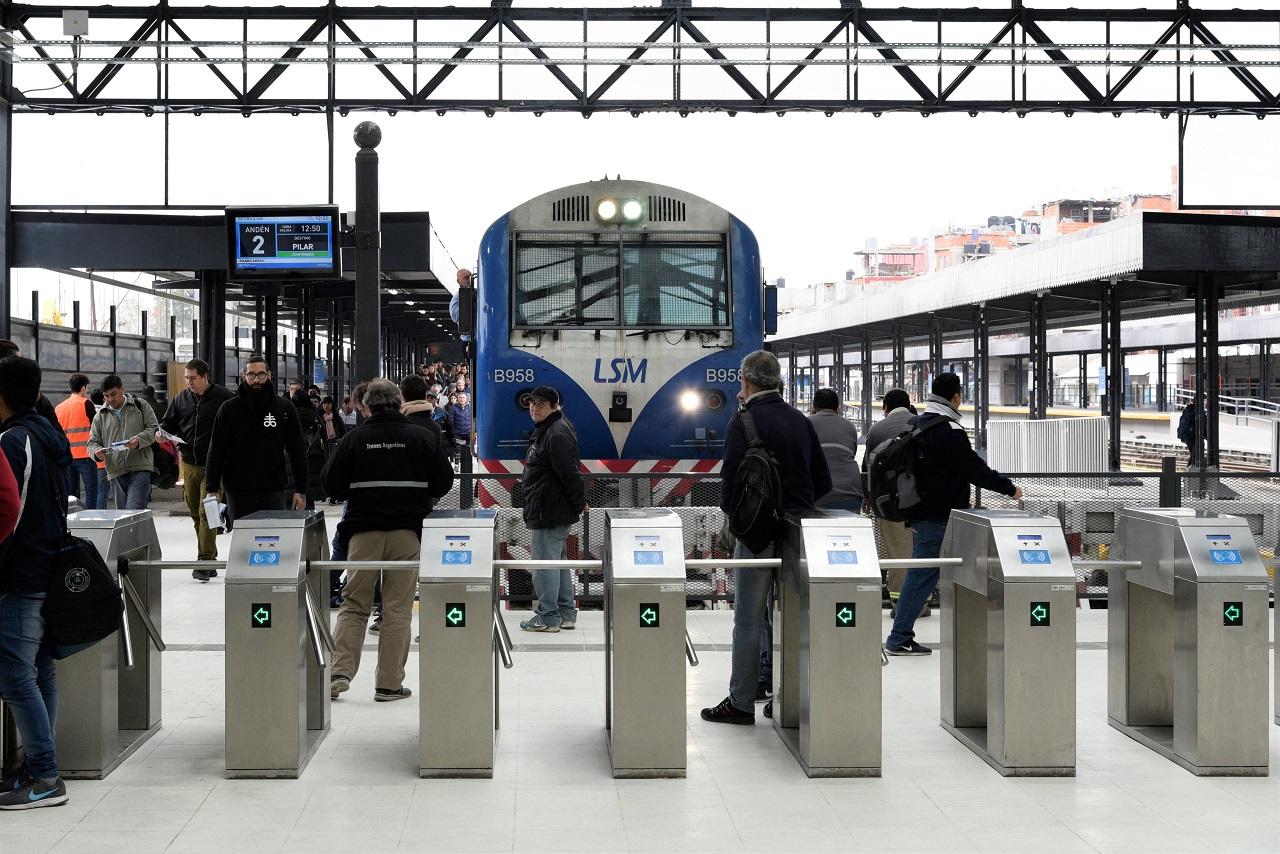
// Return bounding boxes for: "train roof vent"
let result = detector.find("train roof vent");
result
[648,195,687,223]
[551,195,590,222]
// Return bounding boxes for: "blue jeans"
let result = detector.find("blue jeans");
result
[96,467,110,509]
[530,524,576,626]
[110,470,151,511]
[0,593,58,780]
[731,540,776,712]
[67,458,99,509]
[886,518,948,649]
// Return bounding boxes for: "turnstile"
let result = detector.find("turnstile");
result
[774,511,882,777]
[1110,508,1269,776]
[940,509,1076,776]
[419,510,501,777]
[58,510,164,779]
[604,509,687,778]
[224,510,332,778]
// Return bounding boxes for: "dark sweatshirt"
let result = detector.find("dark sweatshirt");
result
[204,380,308,495]
[0,407,73,593]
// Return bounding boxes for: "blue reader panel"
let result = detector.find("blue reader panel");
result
[1209,549,1242,565]
[1019,549,1051,565]
[248,550,281,566]
[442,550,473,565]
[633,550,665,566]
[827,550,858,565]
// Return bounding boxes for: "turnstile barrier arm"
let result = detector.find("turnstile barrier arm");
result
[493,605,514,670]
[118,589,135,671]
[303,586,329,670]
[303,582,336,654]
[685,559,781,569]
[685,631,699,667]
[879,558,964,568]
[1071,560,1143,569]
[119,573,167,653]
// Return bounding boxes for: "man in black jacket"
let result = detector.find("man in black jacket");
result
[702,350,831,725]
[518,386,586,633]
[323,379,453,701]
[203,355,309,524]
[159,358,236,580]
[885,373,1021,656]
[0,356,72,808]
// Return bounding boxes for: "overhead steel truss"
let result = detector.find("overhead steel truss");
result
[3,2,1280,116]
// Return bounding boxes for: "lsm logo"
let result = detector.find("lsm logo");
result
[593,357,648,383]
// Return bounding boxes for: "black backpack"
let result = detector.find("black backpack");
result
[864,415,949,522]
[725,409,783,554]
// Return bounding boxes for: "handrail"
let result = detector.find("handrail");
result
[685,558,780,569]
[1071,560,1143,570]
[684,630,699,667]
[494,559,603,569]
[1173,386,1280,418]
[880,558,964,568]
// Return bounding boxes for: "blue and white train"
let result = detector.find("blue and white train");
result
[474,178,773,481]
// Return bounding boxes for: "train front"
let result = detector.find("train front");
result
[475,178,764,487]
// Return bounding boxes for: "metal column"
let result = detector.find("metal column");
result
[1106,282,1124,471]
[928,314,943,381]
[860,333,873,436]
[1192,276,1208,469]
[1204,276,1220,468]
[1029,294,1048,419]
[974,306,989,452]
[787,343,798,406]
[263,290,280,380]
[0,82,11,341]
[891,322,905,390]
[832,336,845,412]
[198,270,227,385]
[1079,353,1088,409]
[808,340,820,398]
[1260,340,1273,403]
[1157,347,1169,412]
[353,122,383,383]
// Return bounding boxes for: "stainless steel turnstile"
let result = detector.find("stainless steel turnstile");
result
[1110,508,1269,776]
[419,510,507,778]
[604,509,687,778]
[940,510,1076,776]
[224,510,332,778]
[774,511,882,777]
[58,510,165,779]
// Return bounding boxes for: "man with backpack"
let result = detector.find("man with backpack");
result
[701,350,831,725]
[883,373,1021,656]
[862,389,922,615]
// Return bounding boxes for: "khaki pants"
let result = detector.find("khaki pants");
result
[182,461,218,560]
[875,517,914,595]
[331,529,420,691]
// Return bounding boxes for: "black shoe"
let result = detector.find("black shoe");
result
[0,768,30,793]
[192,569,213,582]
[700,697,754,725]
[374,686,412,702]
[763,700,773,719]
[885,640,932,656]
[755,682,773,702]
[0,777,67,810]
[369,616,382,634]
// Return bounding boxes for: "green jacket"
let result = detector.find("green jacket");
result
[87,395,158,480]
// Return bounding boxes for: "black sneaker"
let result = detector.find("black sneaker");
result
[0,777,67,810]
[763,700,773,719]
[192,569,213,582]
[885,640,932,656]
[700,697,754,725]
[755,682,773,702]
[369,616,382,634]
[374,686,412,702]
[0,768,30,792]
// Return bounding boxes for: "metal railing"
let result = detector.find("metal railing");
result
[1173,386,1280,418]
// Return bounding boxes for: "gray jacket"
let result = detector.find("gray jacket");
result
[808,409,862,504]
[87,394,158,480]
[861,406,917,473]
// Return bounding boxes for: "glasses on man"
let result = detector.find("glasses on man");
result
[244,371,270,380]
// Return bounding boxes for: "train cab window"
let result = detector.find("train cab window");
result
[514,239,620,327]
[621,241,728,328]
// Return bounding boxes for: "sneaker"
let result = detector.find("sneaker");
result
[369,616,382,635]
[0,768,30,793]
[519,616,560,633]
[0,777,67,810]
[762,700,773,719]
[700,697,754,725]
[192,569,213,582]
[919,605,932,618]
[374,686,412,702]
[330,675,350,699]
[560,620,576,630]
[329,594,343,609]
[885,640,932,656]
[755,682,773,702]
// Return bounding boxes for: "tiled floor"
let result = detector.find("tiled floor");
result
[0,508,1276,853]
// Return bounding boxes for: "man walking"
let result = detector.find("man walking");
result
[862,389,920,614]
[204,355,309,526]
[87,374,158,511]
[448,390,474,470]
[324,379,453,701]
[159,358,236,581]
[53,373,98,509]
[809,387,862,512]
[518,386,586,633]
[0,356,72,809]
[885,373,1021,656]
[702,351,831,724]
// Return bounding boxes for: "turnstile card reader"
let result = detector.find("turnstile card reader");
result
[419,510,499,778]
[225,510,331,778]
[775,511,882,777]
[604,509,687,778]
[1111,508,1269,776]
[57,510,163,779]
[940,510,1076,777]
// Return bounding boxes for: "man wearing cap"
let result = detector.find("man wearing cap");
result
[519,386,586,632]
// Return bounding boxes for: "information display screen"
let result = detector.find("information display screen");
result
[225,206,341,278]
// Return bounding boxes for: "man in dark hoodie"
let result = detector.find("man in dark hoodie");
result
[0,340,66,445]
[0,356,72,809]
[204,354,309,522]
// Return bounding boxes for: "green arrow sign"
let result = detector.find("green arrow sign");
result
[1223,602,1243,627]
[445,603,466,628]
[251,603,272,629]
[835,603,855,627]
[1029,602,1050,627]
[639,603,660,628]
[254,608,270,624]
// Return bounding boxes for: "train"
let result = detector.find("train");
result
[474,178,773,488]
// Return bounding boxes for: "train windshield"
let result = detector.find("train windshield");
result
[513,231,729,329]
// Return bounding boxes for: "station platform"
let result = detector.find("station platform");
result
[2,508,1276,854]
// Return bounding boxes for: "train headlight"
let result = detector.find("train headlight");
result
[680,390,701,412]
[621,198,644,222]
[596,198,619,222]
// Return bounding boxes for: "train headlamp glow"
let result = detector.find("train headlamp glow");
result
[621,198,644,222]
[680,390,701,412]
[596,198,619,222]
